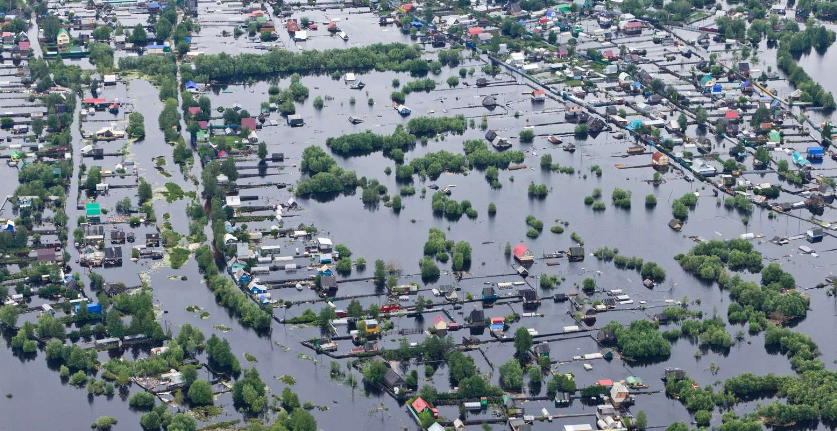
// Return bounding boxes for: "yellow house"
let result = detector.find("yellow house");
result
[56,29,70,46]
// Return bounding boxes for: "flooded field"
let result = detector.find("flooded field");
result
[3,1,837,431]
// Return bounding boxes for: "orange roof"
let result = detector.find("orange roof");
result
[598,379,613,386]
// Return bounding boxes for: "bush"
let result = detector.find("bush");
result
[519,129,535,143]
[645,194,657,207]
[129,392,156,410]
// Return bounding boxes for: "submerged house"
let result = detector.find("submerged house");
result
[512,243,534,263]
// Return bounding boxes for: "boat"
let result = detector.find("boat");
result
[338,31,348,41]
[547,135,562,145]
[563,143,576,153]
[327,22,338,33]
[349,81,365,90]
[108,102,119,114]
[348,116,363,124]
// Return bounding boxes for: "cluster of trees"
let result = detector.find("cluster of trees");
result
[611,188,632,209]
[422,228,471,269]
[207,274,272,330]
[776,25,837,108]
[207,334,240,374]
[528,182,548,197]
[724,264,809,322]
[158,98,181,142]
[296,146,360,196]
[430,191,472,220]
[409,151,468,179]
[463,140,525,169]
[602,320,671,360]
[678,317,734,349]
[325,127,416,156]
[127,112,146,140]
[406,116,466,137]
[187,43,425,81]
[675,239,763,283]
[400,78,437,94]
[232,368,268,414]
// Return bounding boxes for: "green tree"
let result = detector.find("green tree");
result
[130,24,148,45]
[499,359,523,391]
[0,304,19,327]
[514,327,533,355]
[257,142,268,161]
[187,379,213,406]
[138,178,152,204]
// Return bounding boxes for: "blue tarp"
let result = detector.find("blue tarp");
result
[740,80,751,89]
[631,81,641,88]
[149,1,159,7]
[771,99,780,108]
[793,151,810,166]
[75,302,102,315]
[546,8,556,17]
[712,84,722,93]
[184,80,197,89]
[808,147,824,157]
[626,120,643,131]
[410,21,422,29]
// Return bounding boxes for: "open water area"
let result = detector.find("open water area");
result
[3,1,837,431]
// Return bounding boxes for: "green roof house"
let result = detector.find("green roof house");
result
[86,202,101,219]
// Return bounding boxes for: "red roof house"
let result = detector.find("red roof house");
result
[725,110,740,120]
[188,106,201,115]
[17,41,30,51]
[512,244,534,262]
[198,120,208,130]
[411,397,438,417]
[468,27,483,36]
[241,117,257,130]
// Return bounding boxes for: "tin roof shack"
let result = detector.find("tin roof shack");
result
[103,282,128,297]
[469,308,486,326]
[320,274,337,294]
[316,237,333,253]
[520,289,540,308]
[287,115,304,127]
[807,227,824,243]
[104,246,122,265]
[35,248,59,264]
[146,233,160,247]
[482,286,497,302]
[512,243,534,263]
[568,246,585,262]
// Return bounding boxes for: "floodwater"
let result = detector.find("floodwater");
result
[4,4,837,431]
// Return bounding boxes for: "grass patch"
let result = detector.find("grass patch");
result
[199,311,210,319]
[186,305,201,313]
[170,247,190,269]
[162,182,186,203]
[244,353,258,363]
[277,375,296,385]
[190,405,223,421]
[213,324,232,332]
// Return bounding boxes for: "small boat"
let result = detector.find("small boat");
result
[338,31,348,41]
[563,143,576,153]
[109,99,119,114]
[547,135,562,145]
[309,24,318,30]
[327,22,338,33]
[348,116,363,124]
[350,81,365,90]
